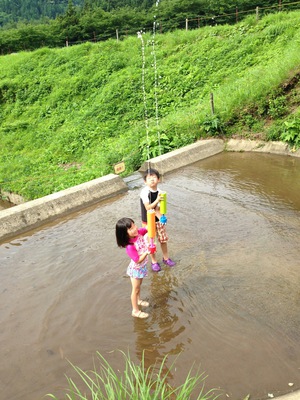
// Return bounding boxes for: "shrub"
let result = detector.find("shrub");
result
[280,118,300,148]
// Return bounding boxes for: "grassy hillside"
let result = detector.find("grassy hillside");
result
[1,10,300,201]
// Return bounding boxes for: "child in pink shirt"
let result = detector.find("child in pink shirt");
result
[116,217,150,319]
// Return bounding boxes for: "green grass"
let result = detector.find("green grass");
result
[1,10,300,200]
[46,351,220,400]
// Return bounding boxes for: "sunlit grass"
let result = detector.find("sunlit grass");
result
[1,10,300,199]
[47,351,220,400]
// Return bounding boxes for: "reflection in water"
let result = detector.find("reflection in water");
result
[0,152,300,400]
[134,271,185,383]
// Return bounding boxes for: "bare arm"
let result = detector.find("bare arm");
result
[143,192,164,211]
[137,250,150,264]
[126,243,150,264]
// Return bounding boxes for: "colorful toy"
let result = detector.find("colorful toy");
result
[147,209,157,254]
[159,191,167,224]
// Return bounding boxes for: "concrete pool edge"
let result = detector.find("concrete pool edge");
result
[138,138,225,173]
[226,138,300,157]
[1,138,300,243]
[0,173,128,242]
[275,392,300,400]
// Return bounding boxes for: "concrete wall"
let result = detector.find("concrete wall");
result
[139,138,224,173]
[0,174,127,242]
[226,139,300,156]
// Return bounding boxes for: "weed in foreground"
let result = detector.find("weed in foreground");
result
[46,351,221,400]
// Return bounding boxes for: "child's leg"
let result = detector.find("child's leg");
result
[157,222,169,260]
[130,277,148,318]
[143,221,160,270]
[161,241,169,260]
[130,277,142,313]
[158,224,175,266]
[150,253,158,264]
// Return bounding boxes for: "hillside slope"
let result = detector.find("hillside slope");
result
[1,10,300,200]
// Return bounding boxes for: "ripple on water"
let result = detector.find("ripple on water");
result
[0,152,300,400]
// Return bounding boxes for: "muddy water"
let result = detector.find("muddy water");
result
[0,152,300,400]
[0,198,14,210]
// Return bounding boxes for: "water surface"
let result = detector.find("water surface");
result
[0,152,300,400]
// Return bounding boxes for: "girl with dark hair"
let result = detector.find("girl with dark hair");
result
[116,217,150,319]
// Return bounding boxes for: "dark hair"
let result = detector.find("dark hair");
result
[116,217,134,248]
[143,168,160,181]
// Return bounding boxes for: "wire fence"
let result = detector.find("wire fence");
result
[65,1,300,47]
[1,1,300,52]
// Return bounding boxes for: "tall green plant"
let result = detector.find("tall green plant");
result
[280,118,300,149]
[46,351,220,400]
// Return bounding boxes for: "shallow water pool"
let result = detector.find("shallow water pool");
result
[0,152,300,400]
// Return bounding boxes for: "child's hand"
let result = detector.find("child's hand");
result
[159,194,165,201]
[148,243,156,254]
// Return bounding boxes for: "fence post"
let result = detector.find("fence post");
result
[116,29,119,42]
[186,18,188,30]
[256,6,259,21]
[66,38,68,47]
[210,93,215,115]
